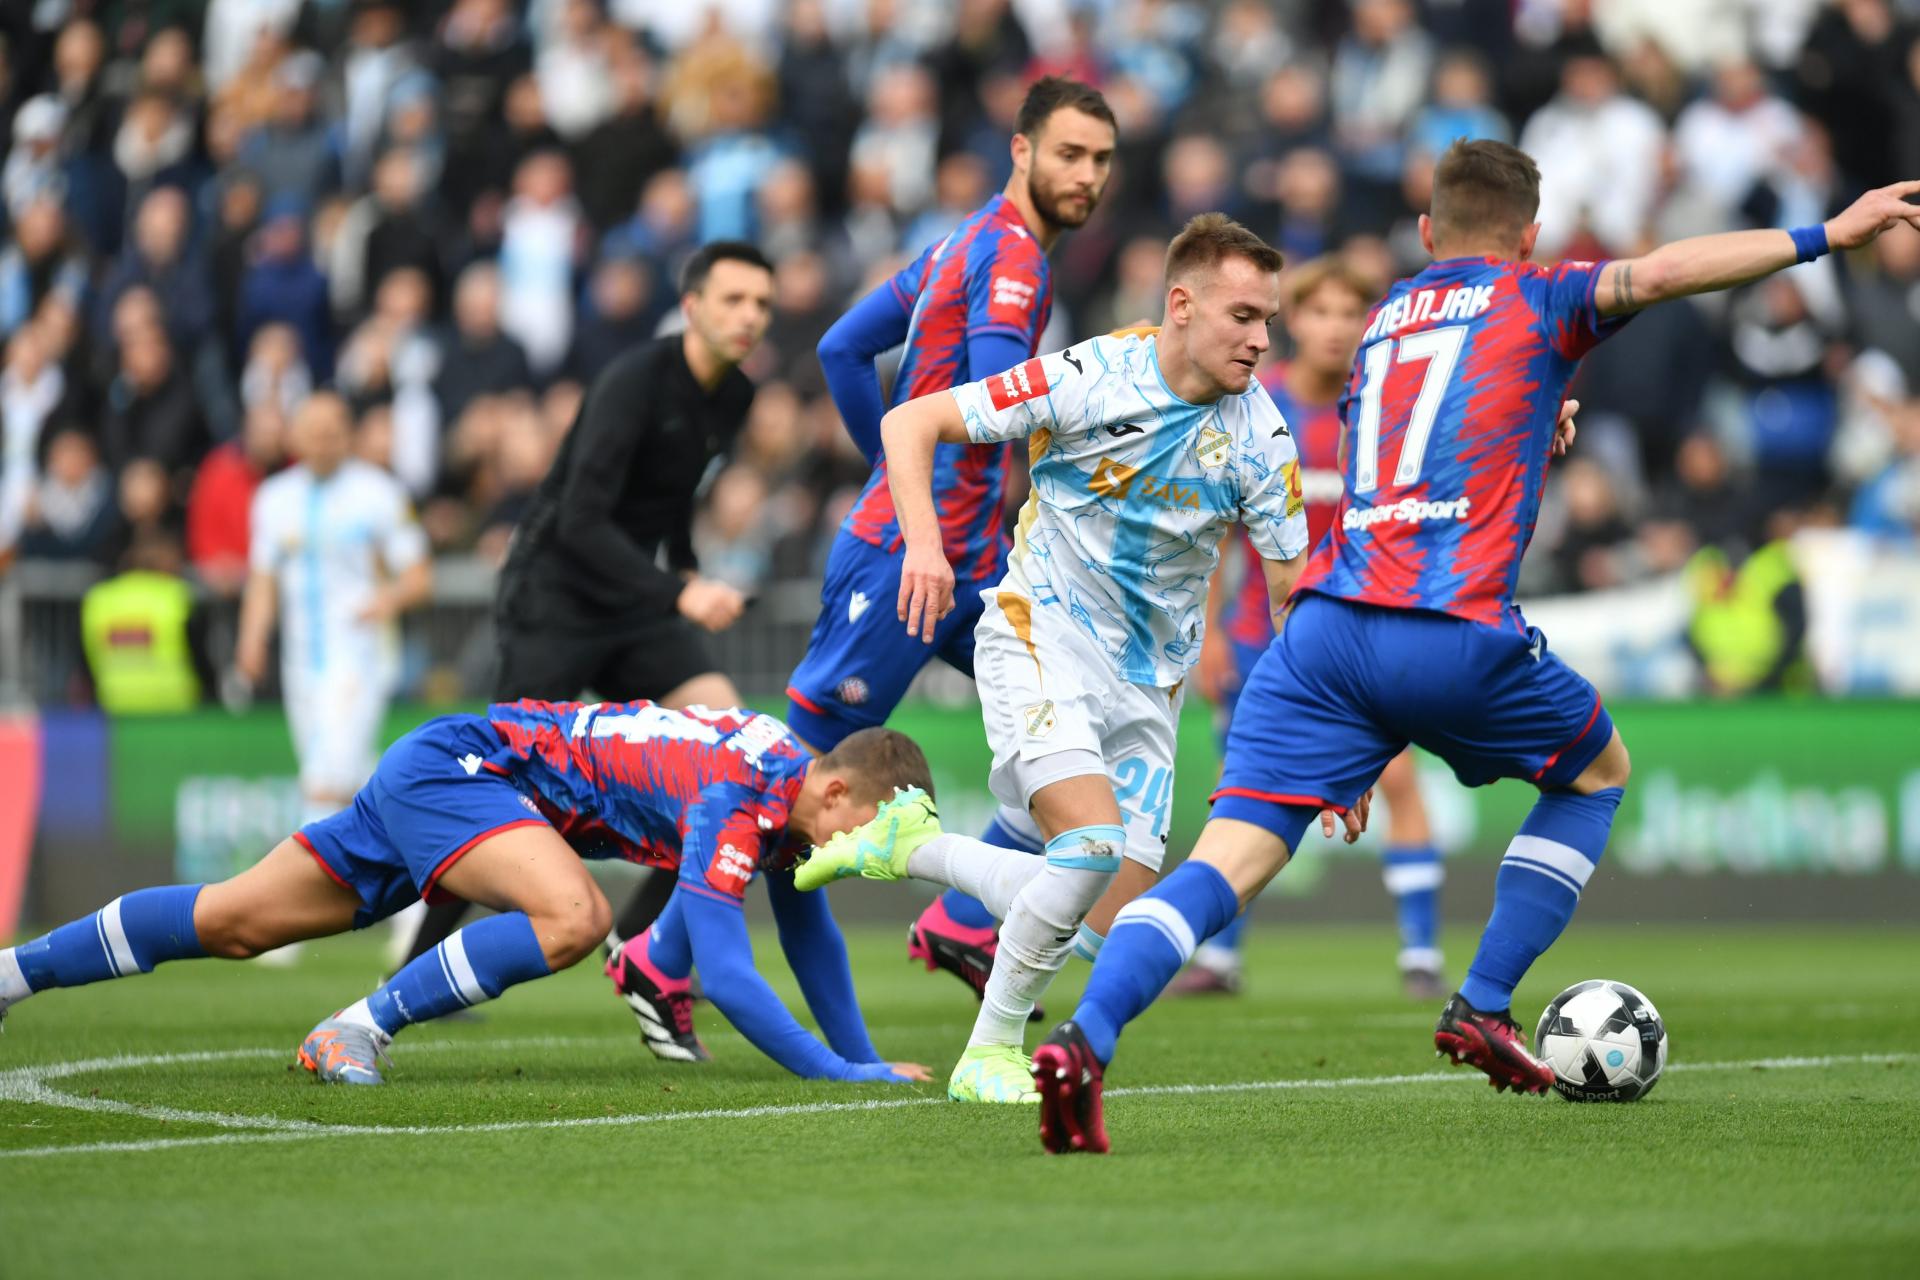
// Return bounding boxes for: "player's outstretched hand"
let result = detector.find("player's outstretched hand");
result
[898,542,955,644]
[1824,180,1920,251]
[1552,398,1580,457]
[885,1061,934,1083]
[1318,788,1372,844]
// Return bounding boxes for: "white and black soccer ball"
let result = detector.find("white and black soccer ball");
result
[1535,979,1668,1102]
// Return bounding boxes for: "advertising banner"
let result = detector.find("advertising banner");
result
[31,699,1911,880]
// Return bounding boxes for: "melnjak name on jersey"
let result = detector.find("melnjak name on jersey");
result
[1343,496,1473,531]
[1362,284,1496,341]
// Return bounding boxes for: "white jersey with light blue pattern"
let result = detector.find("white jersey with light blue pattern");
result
[250,459,428,680]
[950,331,1309,687]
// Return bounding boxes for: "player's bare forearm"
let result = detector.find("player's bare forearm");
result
[1262,554,1304,632]
[237,570,276,647]
[234,570,277,683]
[1595,231,1796,316]
[1597,179,1920,316]
[880,393,962,640]
[390,559,432,612]
[878,393,965,550]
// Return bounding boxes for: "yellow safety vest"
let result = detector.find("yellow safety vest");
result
[1686,542,1811,694]
[81,570,201,714]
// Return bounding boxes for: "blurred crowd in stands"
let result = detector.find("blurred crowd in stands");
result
[2,0,1919,614]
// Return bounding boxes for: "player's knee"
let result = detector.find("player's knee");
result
[530,891,611,969]
[195,909,278,959]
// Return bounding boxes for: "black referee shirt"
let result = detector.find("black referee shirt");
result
[498,335,754,631]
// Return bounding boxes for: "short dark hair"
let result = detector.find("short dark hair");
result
[818,727,936,808]
[680,240,772,295]
[1165,212,1284,284]
[1430,139,1541,244]
[1015,75,1115,140]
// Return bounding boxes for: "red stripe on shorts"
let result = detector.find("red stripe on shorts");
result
[421,818,550,903]
[1209,786,1346,815]
[293,830,355,893]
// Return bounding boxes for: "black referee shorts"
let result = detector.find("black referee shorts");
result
[493,612,722,703]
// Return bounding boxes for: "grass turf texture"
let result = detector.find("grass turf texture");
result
[2,923,1915,1279]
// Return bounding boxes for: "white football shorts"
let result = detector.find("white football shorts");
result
[974,589,1183,871]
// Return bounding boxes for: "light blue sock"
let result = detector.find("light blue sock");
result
[1459,788,1622,1013]
[9,885,206,991]
[1381,843,1443,966]
[1071,922,1104,962]
[941,809,1044,929]
[365,912,551,1034]
[1072,861,1240,1062]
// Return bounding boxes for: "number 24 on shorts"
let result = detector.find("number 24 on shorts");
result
[1114,759,1172,840]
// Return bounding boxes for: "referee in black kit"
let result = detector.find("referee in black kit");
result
[395,242,774,978]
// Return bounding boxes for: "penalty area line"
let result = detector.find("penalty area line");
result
[0,1051,1906,1162]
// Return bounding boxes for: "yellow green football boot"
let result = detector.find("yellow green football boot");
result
[794,786,942,891]
[947,1043,1041,1104]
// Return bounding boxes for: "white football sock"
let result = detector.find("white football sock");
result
[907,833,1047,920]
[1193,941,1242,975]
[335,996,380,1032]
[0,946,31,1005]
[968,825,1124,1047]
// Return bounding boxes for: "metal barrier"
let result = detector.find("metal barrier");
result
[0,557,837,706]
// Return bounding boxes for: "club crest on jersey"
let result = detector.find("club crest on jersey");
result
[1024,700,1057,737]
[988,358,1049,410]
[1195,425,1231,470]
[835,676,870,705]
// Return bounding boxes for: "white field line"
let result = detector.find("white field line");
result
[0,1049,1905,1162]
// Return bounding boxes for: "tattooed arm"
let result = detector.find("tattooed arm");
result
[1594,179,1920,317]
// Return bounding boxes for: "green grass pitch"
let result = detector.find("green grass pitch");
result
[3,922,1916,1278]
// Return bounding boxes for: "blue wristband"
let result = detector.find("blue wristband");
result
[1789,224,1829,264]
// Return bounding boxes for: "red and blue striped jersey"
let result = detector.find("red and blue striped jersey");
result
[1224,368,1344,647]
[485,700,809,904]
[1295,257,1628,628]
[842,193,1052,582]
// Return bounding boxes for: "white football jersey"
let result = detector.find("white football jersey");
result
[250,459,427,681]
[951,330,1308,687]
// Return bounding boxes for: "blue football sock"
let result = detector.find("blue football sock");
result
[8,885,206,992]
[365,911,551,1035]
[1381,843,1443,967]
[645,893,692,979]
[941,809,1045,929]
[1072,861,1240,1062]
[1459,788,1622,1013]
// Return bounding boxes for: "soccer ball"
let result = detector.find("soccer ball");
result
[1534,979,1668,1102]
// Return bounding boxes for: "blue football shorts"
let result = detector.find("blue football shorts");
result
[295,715,550,927]
[785,532,997,752]
[1213,593,1613,851]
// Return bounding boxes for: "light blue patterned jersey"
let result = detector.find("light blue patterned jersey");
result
[950,331,1309,687]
